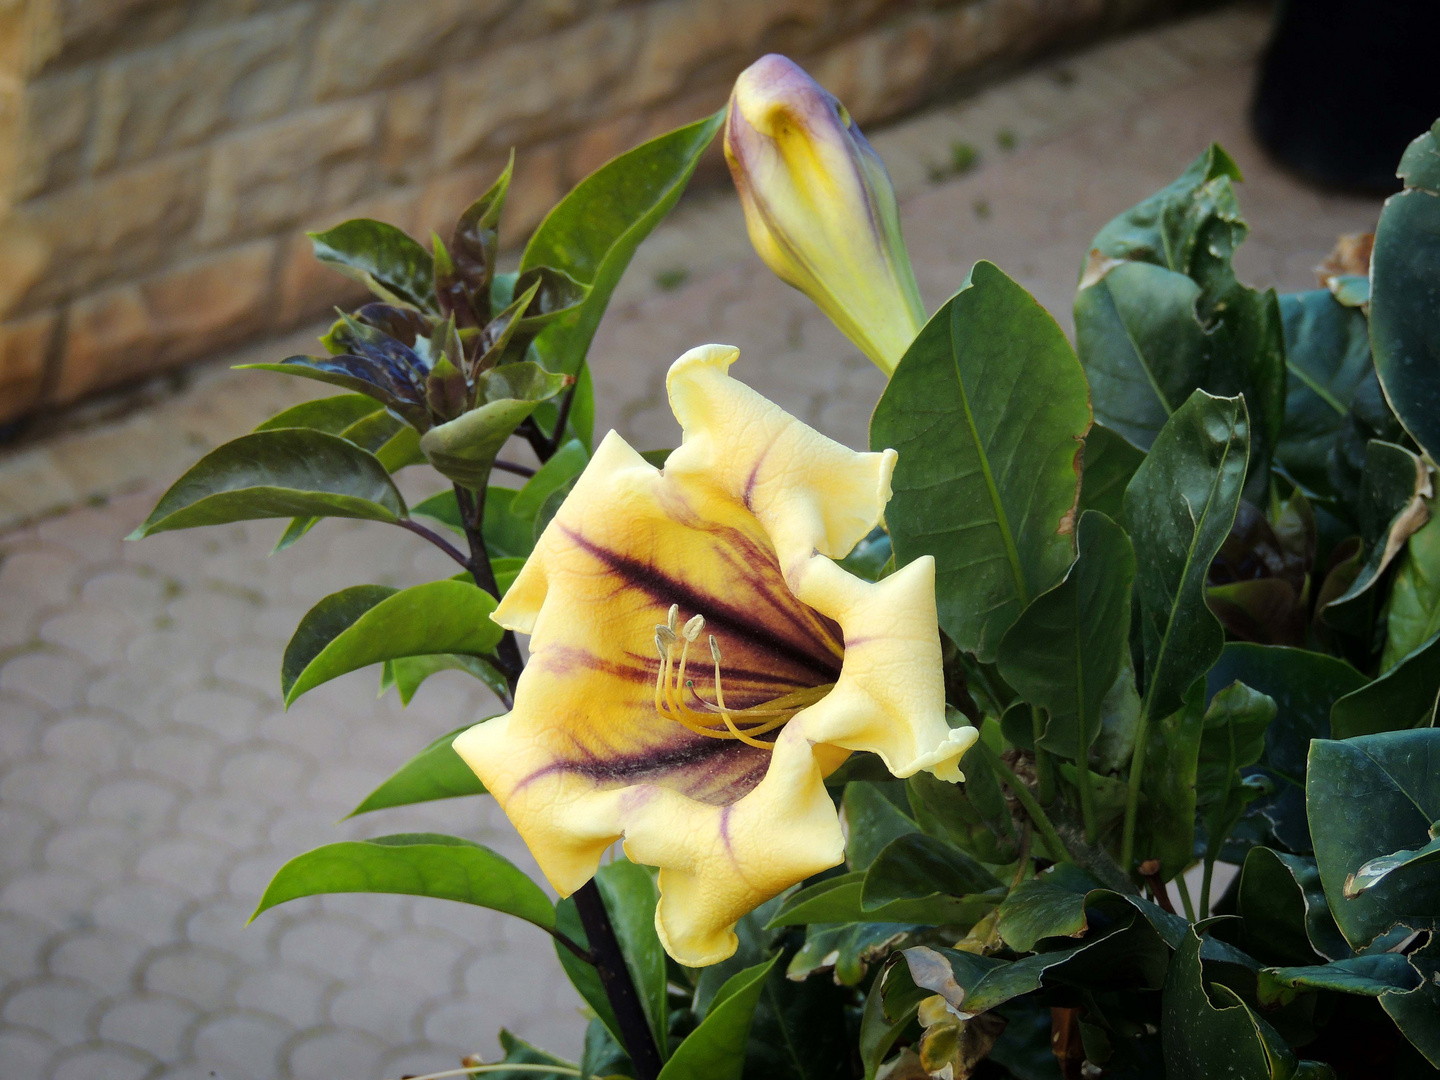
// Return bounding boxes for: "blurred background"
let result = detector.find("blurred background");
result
[0,1,1428,1079]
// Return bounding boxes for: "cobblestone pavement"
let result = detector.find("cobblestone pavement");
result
[0,8,1388,1080]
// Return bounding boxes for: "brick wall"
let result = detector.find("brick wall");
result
[0,0,1193,425]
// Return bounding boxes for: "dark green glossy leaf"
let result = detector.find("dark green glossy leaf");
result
[1382,934,1440,1066]
[1348,835,1440,897]
[522,110,725,392]
[594,860,669,1057]
[1308,730,1440,949]
[787,921,917,986]
[1206,643,1368,853]
[1125,390,1249,722]
[513,438,588,520]
[241,356,430,430]
[580,1018,631,1080]
[1384,511,1440,672]
[1197,681,1276,865]
[130,429,406,537]
[1135,676,1206,879]
[996,870,1091,952]
[872,261,1091,661]
[253,393,383,434]
[860,954,929,1080]
[1078,424,1146,522]
[1275,290,1374,493]
[906,733,1021,865]
[860,833,1001,912]
[1371,120,1440,462]
[1161,924,1300,1080]
[251,833,553,927]
[282,580,501,705]
[842,782,919,871]
[1238,847,1350,965]
[347,722,489,817]
[657,956,776,1080]
[310,218,436,310]
[1331,632,1440,739]
[445,154,512,325]
[766,872,997,929]
[745,950,850,1080]
[839,526,895,582]
[1258,952,1421,1007]
[998,511,1135,763]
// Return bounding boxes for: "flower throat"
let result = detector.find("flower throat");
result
[651,604,833,749]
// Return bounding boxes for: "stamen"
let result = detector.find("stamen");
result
[650,610,832,750]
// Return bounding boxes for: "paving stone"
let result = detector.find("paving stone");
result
[0,804,48,877]
[277,918,377,982]
[0,914,58,983]
[37,610,137,666]
[1,759,95,823]
[90,883,188,949]
[38,715,131,774]
[96,995,198,1061]
[48,1046,154,1080]
[142,949,238,1013]
[1,651,89,712]
[285,1027,388,1080]
[46,930,148,999]
[328,982,431,1046]
[192,1011,292,1080]
[0,870,97,935]
[2,978,101,1045]
[231,968,329,1028]
[169,690,263,743]
[0,1028,56,1080]
[43,822,141,883]
[130,733,222,789]
[87,777,180,834]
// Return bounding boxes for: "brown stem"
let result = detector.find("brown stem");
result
[1140,861,1177,915]
[572,880,663,1080]
[394,518,470,569]
[493,458,537,479]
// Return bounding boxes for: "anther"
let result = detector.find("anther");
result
[709,635,722,664]
[655,625,677,650]
[667,604,680,635]
[683,614,705,642]
[654,632,669,662]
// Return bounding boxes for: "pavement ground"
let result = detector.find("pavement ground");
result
[0,7,1386,1079]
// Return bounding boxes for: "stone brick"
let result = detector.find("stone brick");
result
[52,240,277,403]
[3,151,207,315]
[200,101,380,246]
[0,310,57,424]
[90,9,312,173]
[13,68,95,201]
[809,13,943,124]
[311,0,512,100]
[380,80,439,184]
[438,11,642,164]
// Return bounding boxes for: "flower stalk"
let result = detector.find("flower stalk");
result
[571,881,664,1080]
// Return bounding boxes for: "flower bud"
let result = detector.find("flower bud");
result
[725,54,925,374]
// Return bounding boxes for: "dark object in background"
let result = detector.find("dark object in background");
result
[1252,0,1440,194]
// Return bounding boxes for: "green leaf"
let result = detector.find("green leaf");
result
[251,833,553,927]
[552,898,619,1045]
[282,580,501,705]
[1196,681,1276,864]
[240,356,430,431]
[1274,290,1374,494]
[522,110,725,386]
[657,956,777,1080]
[1125,390,1250,722]
[860,955,930,1080]
[1161,924,1300,1080]
[1383,510,1440,671]
[579,1019,629,1080]
[860,833,1001,912]
[1206,643,1368,853]
[998,510,1135,762]
[385,652,510,706]
[1075,261,1217,450]
[1136,682,1207,879]
[420,363,570,488]
[1347,835,1440,898]
[1238,847,1350,965]
[130,429,406,537]
[513,438,589,520]
[594,860,669,1058]
[906,737,1021,865]
[745,949,851,1080]
[347,722,489,817]
[1331,631,1440,739]
[996,869,1092,952]
[766,872,997,929]
[489,1029,578,1080]
[1308,730,1440,949]
[871,261,1092,661]
[787,921,917,987]
[309,218,436,310]
[1258,952,1421,1007]
[1382,934,1440,1067]
[253,393,383,434]
[1371,120,1440,462]
[1078,424,1146,522]
[842,782,919,870]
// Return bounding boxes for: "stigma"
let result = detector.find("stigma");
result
[652,604,832,749]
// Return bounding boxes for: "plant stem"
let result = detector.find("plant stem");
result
[395,518,472,570]
[1142,867,1175,915]
[1029,706,1055,805]
[454,484,524,697]
[1200,858,1215,920]
[1175,871,1197,922]
[977,737,1070,864]
[544,376,580,458]
[572,880,663,1080]
[494,458,537,479]
[1118,711,1152,875]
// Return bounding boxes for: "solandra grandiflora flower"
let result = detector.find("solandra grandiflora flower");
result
[725,55,926,375]
[454,344,975,967]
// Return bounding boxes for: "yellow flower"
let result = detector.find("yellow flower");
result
[725,55,926,375]
[453,344,974,966]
